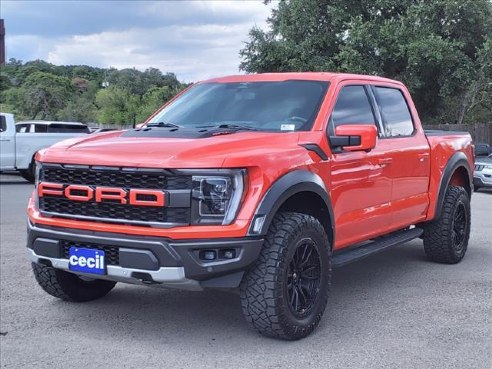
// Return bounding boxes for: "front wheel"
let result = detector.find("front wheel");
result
[240,212,331,340]
[32,263,116,302]
[422,186,471,264]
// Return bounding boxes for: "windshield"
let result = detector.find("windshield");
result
[148,80,329,132]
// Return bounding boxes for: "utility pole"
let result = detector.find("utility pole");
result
[0,19,5,65]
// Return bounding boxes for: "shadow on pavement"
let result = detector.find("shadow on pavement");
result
[39,241,447,343]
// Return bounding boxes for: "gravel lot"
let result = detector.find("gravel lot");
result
[1,173,491,369]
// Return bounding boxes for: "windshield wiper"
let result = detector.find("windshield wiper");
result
[146,121,183,128]
[196,123,259,131]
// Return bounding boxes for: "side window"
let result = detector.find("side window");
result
[0,116,6,132]
[330,85,376,134]
[374,87,414,137]
[16,124,29,133]
[34,124,48,133]
[47,124,90,133]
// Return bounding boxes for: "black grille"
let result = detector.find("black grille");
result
[475,165,484,171]
[39,165,192,225]
[40,197,190,223]
[40,166,192,190]
[61,240,119,265]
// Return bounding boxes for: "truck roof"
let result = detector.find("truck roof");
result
[15,121,87,126]
[204,72,403,85]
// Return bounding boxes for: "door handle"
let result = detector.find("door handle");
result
[417,153,429,162]
[0,138,12,142]
[378,158,393,165]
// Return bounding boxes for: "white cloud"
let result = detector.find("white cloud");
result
[4,0,275,81]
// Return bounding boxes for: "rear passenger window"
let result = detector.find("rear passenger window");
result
[34,124,48,133]
[331,86,376,130]
[374,87,414,137]
[47,124,90,133]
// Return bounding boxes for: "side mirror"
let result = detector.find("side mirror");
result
[330,124,377,152]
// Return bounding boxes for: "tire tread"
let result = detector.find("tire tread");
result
[240,212,331,340]
[423,186,470,264]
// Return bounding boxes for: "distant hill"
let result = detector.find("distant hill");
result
[0,59,188,125]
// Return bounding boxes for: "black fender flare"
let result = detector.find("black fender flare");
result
[247,170,335,243]
[434,151,472,220]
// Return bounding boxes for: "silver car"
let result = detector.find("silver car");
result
[474,153,492,191]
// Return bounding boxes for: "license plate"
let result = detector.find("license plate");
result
[68,247,106,275]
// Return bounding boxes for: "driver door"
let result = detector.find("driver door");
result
[328,84,393,250]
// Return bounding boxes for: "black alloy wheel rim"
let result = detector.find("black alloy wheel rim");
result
[452,202,467,252]
[286,238,322,317]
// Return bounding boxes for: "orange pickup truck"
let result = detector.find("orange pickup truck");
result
[27,73,474,340]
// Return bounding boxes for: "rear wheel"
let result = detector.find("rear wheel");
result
[32,263,116,302]
[422,186,471,264]
[240,212,331,340]
[19,168,34,183]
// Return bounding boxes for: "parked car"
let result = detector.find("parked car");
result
[0,114,90,182]
[474,153,492,191]
[474,142,491,157]
[27,73,474,340]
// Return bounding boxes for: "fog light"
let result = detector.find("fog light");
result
[199,250,217,261]
[219,249,236,259]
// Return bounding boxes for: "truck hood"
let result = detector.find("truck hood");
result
[37,129,303,169]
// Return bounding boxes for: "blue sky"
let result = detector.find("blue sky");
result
[2,0,274,81]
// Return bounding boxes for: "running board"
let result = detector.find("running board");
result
[332,228,423,268]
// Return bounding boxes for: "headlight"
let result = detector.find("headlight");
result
[190,169,245,225]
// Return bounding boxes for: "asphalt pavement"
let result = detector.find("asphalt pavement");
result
[1,173,491,369]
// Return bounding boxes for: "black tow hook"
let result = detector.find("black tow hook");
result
[131,272,157,284]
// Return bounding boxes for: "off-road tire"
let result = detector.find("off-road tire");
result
[240,212,331,340]
[423,186,471,264]
[32,262,116,302]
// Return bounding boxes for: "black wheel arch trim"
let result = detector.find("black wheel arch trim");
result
[248,170,335,244]
[434,151,472,220]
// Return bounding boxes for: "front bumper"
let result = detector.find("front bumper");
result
[27,221,264,290]
[473,173,492,188]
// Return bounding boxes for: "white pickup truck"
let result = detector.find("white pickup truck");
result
[0,113,90,182]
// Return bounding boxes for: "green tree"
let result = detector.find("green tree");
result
[136,85,186,122]
[57,98,98,123]
[95,86,139,125]
[107,68,182,98]
[0,87,26,119]
[0,59,186,124]
[22,71,73,119]
[241,0,492,123]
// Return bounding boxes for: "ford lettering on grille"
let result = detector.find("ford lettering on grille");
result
[38,182,166,207]
[37,165,192,225]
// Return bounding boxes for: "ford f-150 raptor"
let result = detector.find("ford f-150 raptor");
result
[27,73,474,340]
